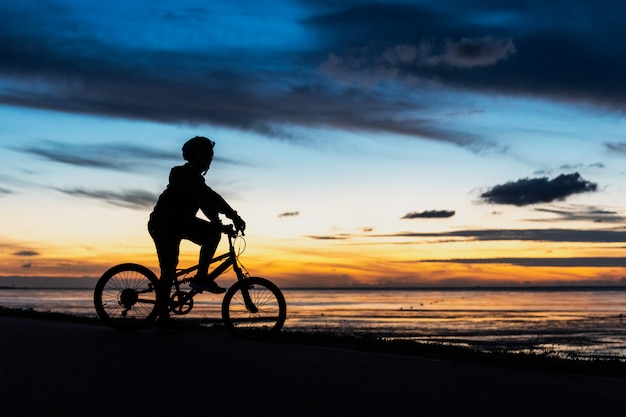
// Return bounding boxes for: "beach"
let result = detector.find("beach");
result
[2,316,626,416]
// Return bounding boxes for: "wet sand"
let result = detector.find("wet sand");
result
[1,316,626,416]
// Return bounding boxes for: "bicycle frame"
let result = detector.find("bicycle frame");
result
[169,228,258,314]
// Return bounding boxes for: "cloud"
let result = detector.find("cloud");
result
[388,227,626,243]
[307,2,626,111]
[56,187,157,209]
[480,173,597,206]
[305,235,349,240]
[0,187,12,196]
[0,0,625,158]
[20,141,178,171]
[312,225,626,244]
[440,37,516,68]
[422,257,626,268]
[606,142,626,155]
[532,206,625,223]
[402,210,456,219]
[379,37,515,69]
[14,250,39,256]
[326,36,515,80]
[0,16,492,151]
[278,211,300,218]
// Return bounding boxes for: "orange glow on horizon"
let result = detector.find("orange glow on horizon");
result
[2,232,626,288]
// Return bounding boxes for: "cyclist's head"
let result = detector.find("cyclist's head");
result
[182,136,215,161]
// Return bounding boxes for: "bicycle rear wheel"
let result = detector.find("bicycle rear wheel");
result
[94,263,159,331]
[222,277,286,338]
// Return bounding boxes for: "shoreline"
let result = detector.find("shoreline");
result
[4,284,626,290]
[2,306,626,379]
[3,312,626,416]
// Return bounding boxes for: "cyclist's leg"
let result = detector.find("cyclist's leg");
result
[181,218,221,280]
[148,225,181,321]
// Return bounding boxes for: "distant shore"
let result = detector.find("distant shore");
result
[4,278,626,290]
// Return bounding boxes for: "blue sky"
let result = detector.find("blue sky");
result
[1,0,626,287]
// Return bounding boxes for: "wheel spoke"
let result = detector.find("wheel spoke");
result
[222,277,286,338]
[94,264,159,331]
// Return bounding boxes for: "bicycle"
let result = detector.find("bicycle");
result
[93,225,287,338]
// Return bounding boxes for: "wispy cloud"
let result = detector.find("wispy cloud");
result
[531,206,625,223]
[278,211,300,218]
[13,250,39,256]
[20,141,178,171]
[55,187,157,209]
[422,257,626,267]
[321,36,516,86]
[401,210,455,219]
[305,235,349,240]
[606,142,626,155]
[386,227,626,243]
[480,173,597,206]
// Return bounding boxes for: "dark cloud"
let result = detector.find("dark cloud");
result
[422,257,626,268]
[0,14,491,151]
[442,37,516,68]
[56,187,157,209]
[480,172,597,206]
[14,250,39,256]
[402,210,456,219]
[20,141,178,171]
[323,36,515,81]
[278,211,300,218]
[307,1,626,110]
[305,235,349,240]
[388,227,626,243]
[0,187,12,196]
[2,0,622,154]
[532,207,625,223]
[311,226,626,243]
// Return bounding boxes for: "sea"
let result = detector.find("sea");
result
[2,286,626,360]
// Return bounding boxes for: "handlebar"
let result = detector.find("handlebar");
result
[222,223,245,238]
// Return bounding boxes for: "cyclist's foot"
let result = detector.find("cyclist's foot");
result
[189,278,226,294]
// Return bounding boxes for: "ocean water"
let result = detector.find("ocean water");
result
[2,286,626,360]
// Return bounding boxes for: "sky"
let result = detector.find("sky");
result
[2,0,626,288]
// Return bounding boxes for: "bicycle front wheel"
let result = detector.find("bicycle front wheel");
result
[222,277,286,338]
[94,263,159,331]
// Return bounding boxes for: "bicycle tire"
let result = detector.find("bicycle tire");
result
[94,263,160,331]
[221,277,287,338]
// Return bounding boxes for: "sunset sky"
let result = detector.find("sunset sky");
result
[2,0,626,288]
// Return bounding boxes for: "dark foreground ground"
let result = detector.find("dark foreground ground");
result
[2,316,626,417]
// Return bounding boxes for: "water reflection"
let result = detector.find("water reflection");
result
[2,287,626,359]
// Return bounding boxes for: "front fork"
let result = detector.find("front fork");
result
[232,262,258,314]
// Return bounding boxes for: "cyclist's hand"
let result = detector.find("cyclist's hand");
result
[233,215,246,234]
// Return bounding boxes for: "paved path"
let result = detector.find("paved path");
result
[2,317,626,416]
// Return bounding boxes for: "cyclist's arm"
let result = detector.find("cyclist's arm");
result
[199,186,245,229]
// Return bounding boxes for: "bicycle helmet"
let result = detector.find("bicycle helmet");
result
[182,136,215,161]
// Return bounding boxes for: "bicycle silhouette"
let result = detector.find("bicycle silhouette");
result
[93,225,287,338]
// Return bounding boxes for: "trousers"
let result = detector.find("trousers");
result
[148,215,221,318]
